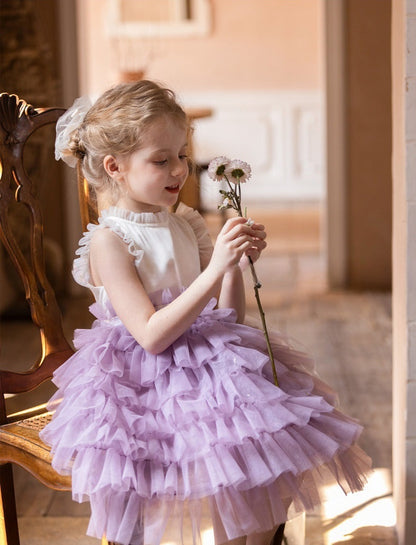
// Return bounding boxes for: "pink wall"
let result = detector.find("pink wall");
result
[77,0,321,96]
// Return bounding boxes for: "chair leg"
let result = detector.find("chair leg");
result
[271,523,285,545]
[0,463,20,545]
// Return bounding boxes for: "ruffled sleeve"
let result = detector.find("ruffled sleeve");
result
[175,203,213,269]
[72,222,109,289]
[72,212,144,290]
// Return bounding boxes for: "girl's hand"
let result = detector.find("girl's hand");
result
[208,217,266,276]
[242,221,267,264]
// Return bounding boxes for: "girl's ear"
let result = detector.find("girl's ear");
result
[103,155,123,180]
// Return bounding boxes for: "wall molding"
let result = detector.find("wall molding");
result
[181,90,324,207]
[106,0,211,38]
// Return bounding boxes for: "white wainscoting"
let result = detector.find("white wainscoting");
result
[181,90,324,208]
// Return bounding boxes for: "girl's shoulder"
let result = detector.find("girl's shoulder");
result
[89,225,134,258]
[72,212,144,289]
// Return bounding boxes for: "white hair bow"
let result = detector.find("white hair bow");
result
[55,95,93,167]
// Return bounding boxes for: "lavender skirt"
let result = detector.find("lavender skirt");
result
[40,297,371,545]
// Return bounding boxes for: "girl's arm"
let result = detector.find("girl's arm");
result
[218,267,245,322]
[89,216,263,354]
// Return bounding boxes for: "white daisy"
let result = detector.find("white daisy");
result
[207,156,231,181]
[225,159,252,184]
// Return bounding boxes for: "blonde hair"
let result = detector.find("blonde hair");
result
[68,80,188,200]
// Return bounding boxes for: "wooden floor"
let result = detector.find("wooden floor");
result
[0,206,396,545]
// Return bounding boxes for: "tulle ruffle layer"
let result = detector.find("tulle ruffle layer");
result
[40,295,371,545]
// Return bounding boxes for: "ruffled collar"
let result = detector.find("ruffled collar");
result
[100,206,169,225]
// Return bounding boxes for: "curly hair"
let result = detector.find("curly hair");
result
[67,80,188,199]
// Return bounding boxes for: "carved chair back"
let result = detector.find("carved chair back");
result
[0,93,93,424]
[0,92,112,545]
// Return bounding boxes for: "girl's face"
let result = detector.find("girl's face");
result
[112,116,189,213]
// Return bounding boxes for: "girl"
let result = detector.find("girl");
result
[41,80,371,545]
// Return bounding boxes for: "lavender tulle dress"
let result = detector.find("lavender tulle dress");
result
[40,204,371,545]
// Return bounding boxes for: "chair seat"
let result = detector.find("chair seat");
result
[0,412,71,490]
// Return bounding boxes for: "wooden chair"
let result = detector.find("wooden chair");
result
[0,93,111,545]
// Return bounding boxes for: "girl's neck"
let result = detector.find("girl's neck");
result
[98,205,165,217]
[113,200,163,214]
[114,191,164,213]
[97,192,164,215]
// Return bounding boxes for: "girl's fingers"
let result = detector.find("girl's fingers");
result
[212,217,267,271]
[222,223,266,244]
[221,217,265,235]
[250,222,266,233]
[220,216,248,235]
[222,223,251,241]
[253,239,267,250]
[228,233,256,249]
[230,234,267,250]
[243,238,267,263]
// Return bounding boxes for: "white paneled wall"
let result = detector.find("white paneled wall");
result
[181,91,324,208]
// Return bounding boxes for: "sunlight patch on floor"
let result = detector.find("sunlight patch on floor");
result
[321,468,396,545]
[158,471,397,545]
[202,527,215,545]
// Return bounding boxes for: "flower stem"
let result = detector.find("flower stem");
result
[223,175,279,387]
[225,177,240,211]
[251,273,279,387]
[248,257,262,289]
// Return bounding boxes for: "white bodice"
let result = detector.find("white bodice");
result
[72,203,213,309]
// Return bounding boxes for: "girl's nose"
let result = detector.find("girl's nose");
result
[172,158,188,178]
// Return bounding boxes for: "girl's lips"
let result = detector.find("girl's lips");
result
[165,185,180,194]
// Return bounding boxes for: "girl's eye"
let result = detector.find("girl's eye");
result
[154,160,168,166]
[179,155,188,160]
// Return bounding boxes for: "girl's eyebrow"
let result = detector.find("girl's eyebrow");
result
[150,142,188,153]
